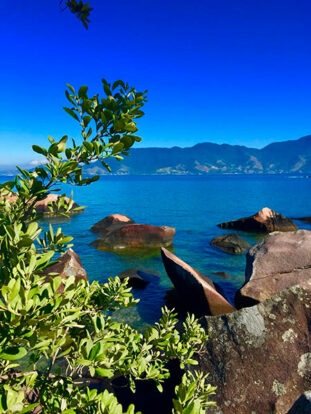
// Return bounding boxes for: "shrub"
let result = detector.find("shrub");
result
[0,79,216,413]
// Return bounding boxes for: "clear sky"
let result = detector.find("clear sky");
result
[1,0,311,165]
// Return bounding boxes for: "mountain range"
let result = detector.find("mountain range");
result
[1,135,310,176]
[84,135,311,175]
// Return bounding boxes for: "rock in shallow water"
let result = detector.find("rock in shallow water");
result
[218,207,298,233]
[91,214,175,252]
[161,247,236,316]
[90,214,135,236]
[210,233,251,254]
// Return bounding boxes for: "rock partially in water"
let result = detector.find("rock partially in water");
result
[197,286,311,414]
[5,193,81,216]
[118,268,152,289]
[102,224,175,250]
[294,216,311,224]
[91,214,134,236]
[210,233,251,254]
[161,247,236,316]
[236,230,311,307]
[91,214,175,252]
[218,207,298,233]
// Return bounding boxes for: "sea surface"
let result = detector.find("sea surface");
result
[2,174,311,327]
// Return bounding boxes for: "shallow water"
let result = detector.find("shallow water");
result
[3,174,311,327]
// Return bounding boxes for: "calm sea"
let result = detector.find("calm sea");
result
[2,174,311,327]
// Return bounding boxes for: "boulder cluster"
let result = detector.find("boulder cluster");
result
[160,208,311,414]
[44,207,310,413]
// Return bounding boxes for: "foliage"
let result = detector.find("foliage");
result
[0,78,216,412]
[60,0,93,28]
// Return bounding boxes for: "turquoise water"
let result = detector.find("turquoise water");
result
[3,174,311,326]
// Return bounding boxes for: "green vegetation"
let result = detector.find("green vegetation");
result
[61,1,93,28]
[0,79,216,412]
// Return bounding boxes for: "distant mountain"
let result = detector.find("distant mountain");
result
[84,135,311,175]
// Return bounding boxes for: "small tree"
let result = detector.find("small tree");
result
[0,79,216,413]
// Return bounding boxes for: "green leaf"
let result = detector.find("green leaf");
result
[32,145,48,156]
[78,85,88,98]
[95,367,114,378]
[66,83,75,93]
[63,107,80,122]
[0,346,27,361]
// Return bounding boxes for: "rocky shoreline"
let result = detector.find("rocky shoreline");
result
[47,206,311,413]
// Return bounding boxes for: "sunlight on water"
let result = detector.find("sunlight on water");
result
[2,174,311,327]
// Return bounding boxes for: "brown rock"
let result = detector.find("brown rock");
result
[92,217,175,251]
[3,193,80,216]
[218,207,298,233]
[210,233,251,254]
[161,247,236,316]
[91,214,134,236]
[44,249,88,289]
[103,224,175,250]
[236,230,311,307]
[34,194,79,215]
[197,286,311,414]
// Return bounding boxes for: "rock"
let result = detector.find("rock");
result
[210,233,251,254]
[91,216,175,251]
[287,391,311,414]
[160,247,236,316]
[91,214,134,236]
[4,193,81,216]
[197,286,311,414]
[295,216,311,224]
[118,268,151,289]
[236,230,311,307]
[44,249,88,290]
[34,194,80,215]
[218,207,298,233]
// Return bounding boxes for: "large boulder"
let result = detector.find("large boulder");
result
[91,215,175,251]
[210,233,251,254]
[236,230,311,307]
[197,286,311,414]
[44,249,88,290]
[161,247,236,316]
[218,207,298,233]
[90,214,134,236]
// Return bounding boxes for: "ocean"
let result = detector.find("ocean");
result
[2,174,311,327]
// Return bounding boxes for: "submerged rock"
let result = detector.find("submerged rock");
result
[210,233,251,254]
[118,268,152,289]
[197,286,311,414]
[218,207,298,233]
[236,230,311,307]
[160,247,236,316]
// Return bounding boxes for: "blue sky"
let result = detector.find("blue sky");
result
[1,0,311,165]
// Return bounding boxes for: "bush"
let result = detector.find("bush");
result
[0,79,216,413]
